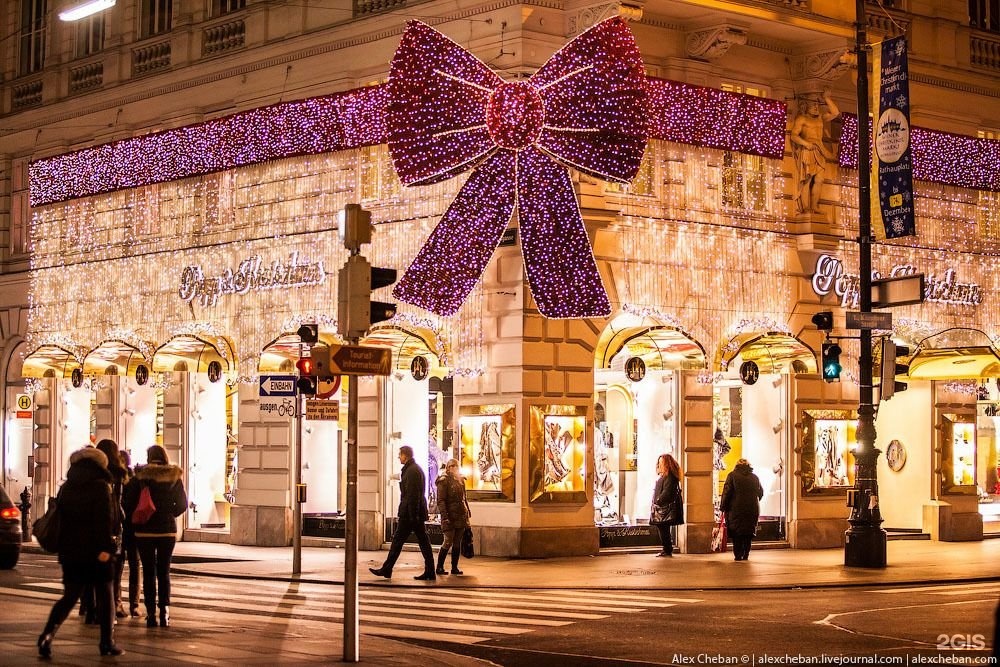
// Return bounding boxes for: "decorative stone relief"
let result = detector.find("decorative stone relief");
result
[684,26,747,62]
[790,49,853,82]
[568,2,643,38]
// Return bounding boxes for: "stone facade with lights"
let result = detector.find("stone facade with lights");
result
[0,1,998,558]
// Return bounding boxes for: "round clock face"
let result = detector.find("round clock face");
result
[886,439,906,472]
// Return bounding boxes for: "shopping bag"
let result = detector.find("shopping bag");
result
[461,527,475,559]
[711,513,728,553]
[131,486,157,525]
[33,496,62,553]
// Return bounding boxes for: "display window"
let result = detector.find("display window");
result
[975,385,1000,529]
[529,405,587,503]
[457,403,514,501]
[801,410,857,495]
[941,413,978,495]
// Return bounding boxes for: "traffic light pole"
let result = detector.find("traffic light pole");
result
[845,0,887,568]
[343,341,360,662]
[293,344,304,575]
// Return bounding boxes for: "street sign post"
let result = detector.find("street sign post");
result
[845,311,892,330]
[872,274,925,308]
[327,344,392,376]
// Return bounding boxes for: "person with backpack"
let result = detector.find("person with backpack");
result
[123,445,188,628]
[37,446,124,658]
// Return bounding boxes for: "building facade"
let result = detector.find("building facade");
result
[1,0,998,557]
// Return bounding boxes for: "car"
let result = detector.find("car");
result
[0,486,23,569]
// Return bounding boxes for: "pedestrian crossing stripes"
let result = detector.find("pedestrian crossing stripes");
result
[868,582,1000,596]
[1,574,702,645]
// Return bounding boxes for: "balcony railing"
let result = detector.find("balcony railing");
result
[203,18,246,56]
[69,60,104,93]
[354,0,406,17]
[12,78,43,109]
[132,40,171,76]
[971,32,1000,70]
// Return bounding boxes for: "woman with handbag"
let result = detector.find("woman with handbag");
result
[434,458,471,575]
[37,447,124,658]
[649,453,684,557]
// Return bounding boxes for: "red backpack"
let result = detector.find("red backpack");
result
[131,486,157,525]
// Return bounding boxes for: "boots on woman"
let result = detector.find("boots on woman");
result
[159,606,170,627]
[435,549,448,575]
[450,549,463,575]
[145,605,157,628]
[37,625,57,659]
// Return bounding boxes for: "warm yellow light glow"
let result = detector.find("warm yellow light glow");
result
[59,0,115,21]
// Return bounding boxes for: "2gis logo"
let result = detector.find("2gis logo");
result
[935,633,986,650]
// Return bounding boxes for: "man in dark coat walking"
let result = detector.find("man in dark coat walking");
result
[369,445,437,580]
[720,458,764,561]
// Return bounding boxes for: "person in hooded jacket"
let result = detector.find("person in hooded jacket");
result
[123,445,188,628]
[720,458,764,561]
[95,439,128,619]
[435,458,471,576]
[37,447,124,658]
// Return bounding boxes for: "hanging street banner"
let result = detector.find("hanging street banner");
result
[872,36,916,239]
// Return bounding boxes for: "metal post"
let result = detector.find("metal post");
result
[292,344,304,575]
[343,344,360,658]
[845,0,887,568]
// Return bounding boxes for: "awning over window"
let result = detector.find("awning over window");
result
[152,334,232,374]
[719,332,817,375]
[595,314,706,371]
[22,344,82,378]
[258,332,342,373]
[82,340,151,377]
[364,325,444,372]
[906,346,1000,380]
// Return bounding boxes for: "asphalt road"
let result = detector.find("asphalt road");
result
[1,552,997,665]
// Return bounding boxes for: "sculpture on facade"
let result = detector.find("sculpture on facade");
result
[790,90,840,215]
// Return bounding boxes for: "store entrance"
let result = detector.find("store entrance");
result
[593,315,706,549]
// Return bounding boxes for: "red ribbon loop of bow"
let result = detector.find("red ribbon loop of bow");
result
[387,17,648,319]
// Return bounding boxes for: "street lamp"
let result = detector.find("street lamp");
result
[844,0,887,569]
[58,0,115,22]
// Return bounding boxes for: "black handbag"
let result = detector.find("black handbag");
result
[461,527,475,559]
[33,495,62,553]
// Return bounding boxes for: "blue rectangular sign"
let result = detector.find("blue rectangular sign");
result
[259,375,297,397]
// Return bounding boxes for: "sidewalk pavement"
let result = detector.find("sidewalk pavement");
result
[156,537,1000,590]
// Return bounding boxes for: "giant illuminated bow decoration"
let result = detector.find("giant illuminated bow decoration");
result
[388,17,648,319]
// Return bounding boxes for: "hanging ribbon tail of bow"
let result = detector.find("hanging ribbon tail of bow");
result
[517,146,612,319]
[392,150,517,316]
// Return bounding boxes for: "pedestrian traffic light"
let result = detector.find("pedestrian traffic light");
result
[337,254,398,339]
[811,311,834,331]
[881,340,910,400]
[295,357,317,395]
[821,342,842,382]
[296,323,318,344]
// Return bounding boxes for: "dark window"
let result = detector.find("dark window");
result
[212,0,246,17]
[971,0,1000,32]
[141,0,173,38]
[18,0,47,76]
[75,14,105,58]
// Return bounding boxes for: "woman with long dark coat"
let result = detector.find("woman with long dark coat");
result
[37,447,124,658]
[95,439,128,618]
[123,445,188,628]
[649,453,684,557]
[720,458,764,561]
[435,458,471,575]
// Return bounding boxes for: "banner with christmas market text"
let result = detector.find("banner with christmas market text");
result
[872,36,916,239]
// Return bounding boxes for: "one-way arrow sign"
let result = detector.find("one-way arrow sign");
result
[259,375,297,396]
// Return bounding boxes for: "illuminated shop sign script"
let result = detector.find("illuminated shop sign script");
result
[178,252,325,307]
[811,254,982,308]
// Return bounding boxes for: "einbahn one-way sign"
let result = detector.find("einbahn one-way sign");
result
[259,375,297,396]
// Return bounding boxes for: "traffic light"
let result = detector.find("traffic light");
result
[821,342,842,382]
[337,254,398,339]
[295,357,317,395]
[296,323,318,344]
[811,311,834,331]
[881,340,910,400]
[339,203,372,252]
[309,344,334,381]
